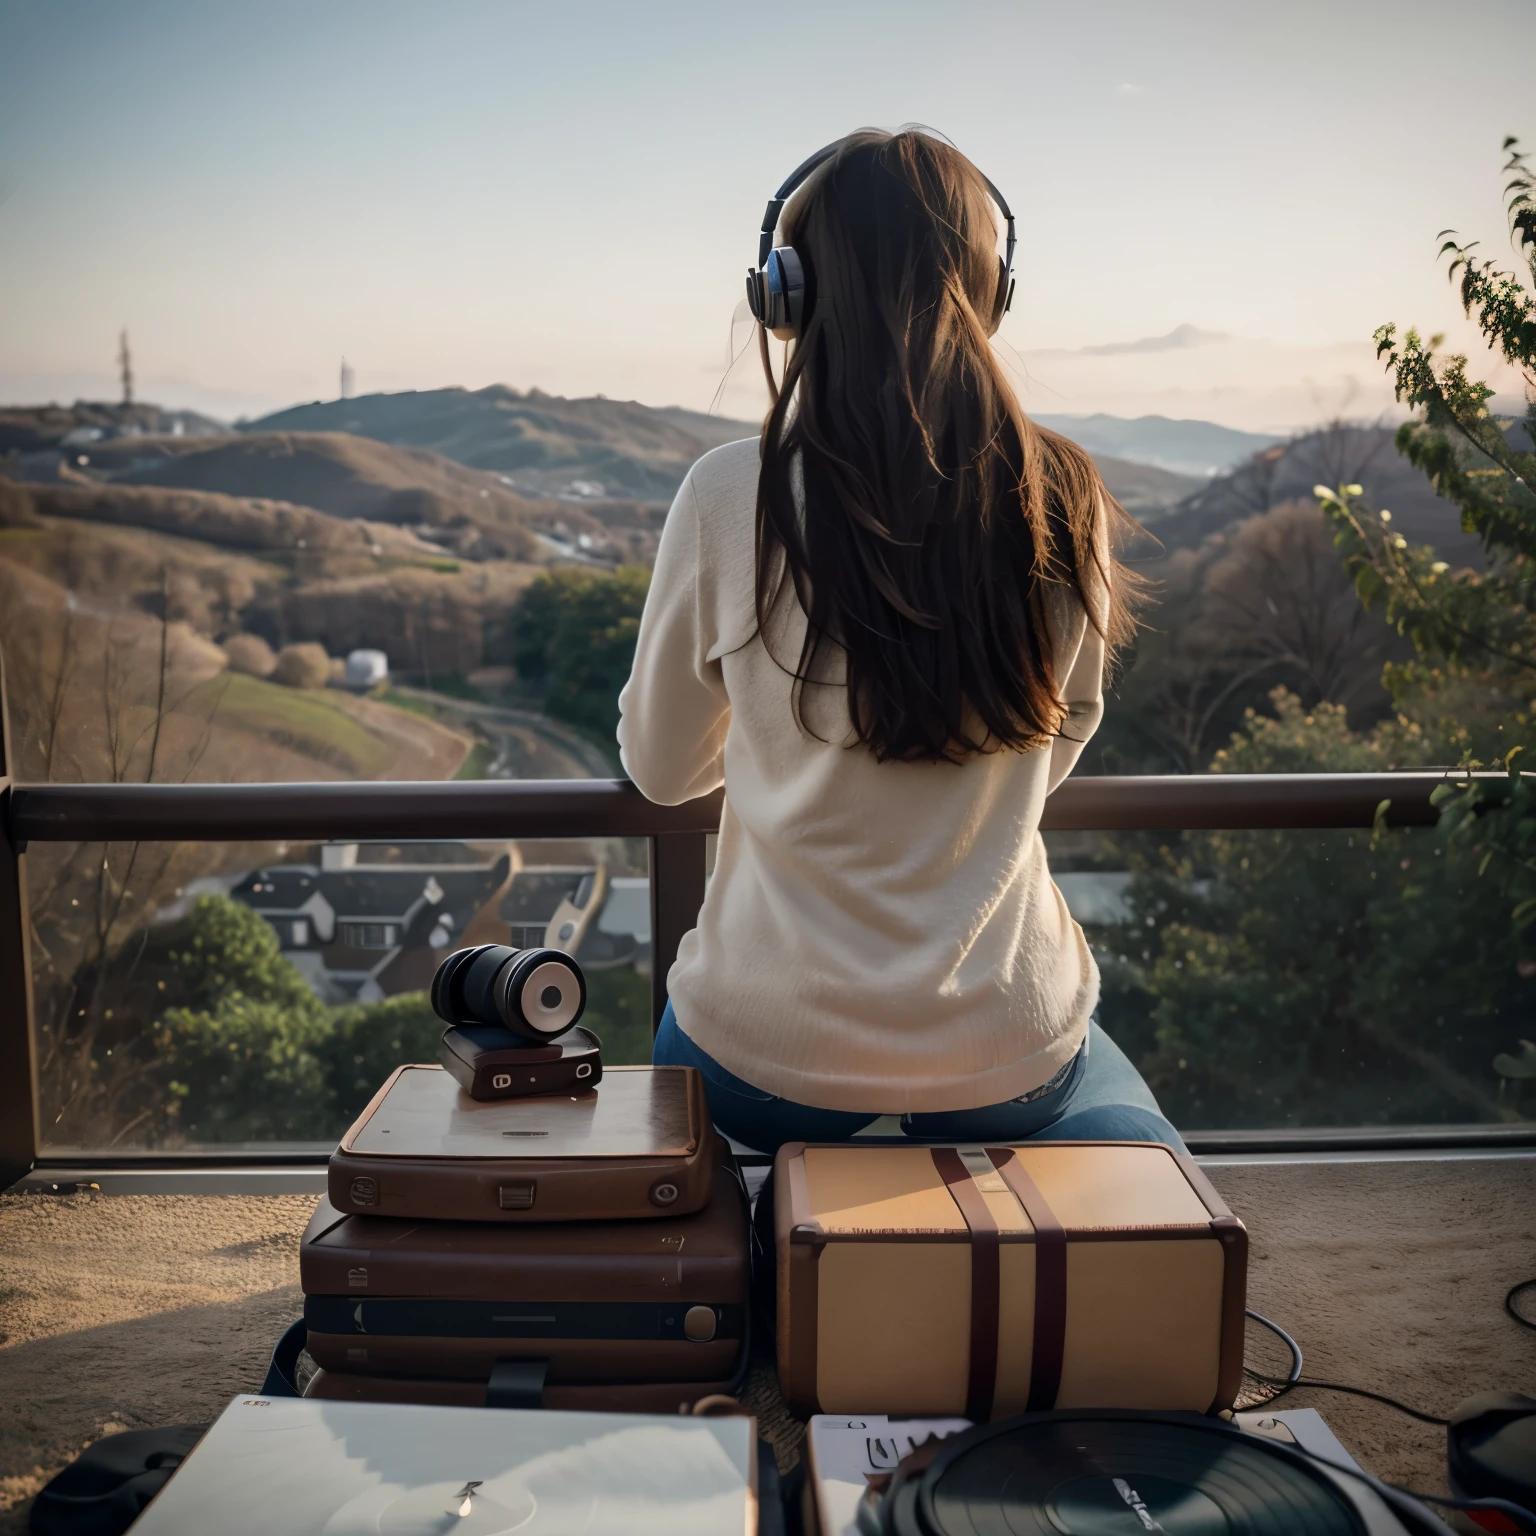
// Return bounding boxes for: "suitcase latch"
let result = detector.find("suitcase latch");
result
[683,1306,718,1342]
[498,1181,537,1210]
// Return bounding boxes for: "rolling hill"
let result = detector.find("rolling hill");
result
[1145,422,1481,563]
[0,400,225,455]
[241,385,1205,517]
[1032,413,1283,477]
[22,480,446,564]
[86,431,540,547]
[245,386,754,501]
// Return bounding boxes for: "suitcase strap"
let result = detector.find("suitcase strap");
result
[486,1359,549,1409]
[929,1148,1000,1423]
[925,1148,1070,1419]
[985,1148,1067,1412]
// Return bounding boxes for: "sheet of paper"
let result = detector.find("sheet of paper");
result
[805,1414,971,1536]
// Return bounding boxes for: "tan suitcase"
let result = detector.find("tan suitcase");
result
[301,1166,748,1383]
[775,1140,1246,1419]
[328,1063,722,1222]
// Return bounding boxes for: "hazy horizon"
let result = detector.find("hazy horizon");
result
[2,0,1531,432]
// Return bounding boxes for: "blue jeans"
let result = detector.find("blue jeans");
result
[652,1004,1186,1155]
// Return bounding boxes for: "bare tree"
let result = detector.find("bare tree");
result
[1200,501,1407,719]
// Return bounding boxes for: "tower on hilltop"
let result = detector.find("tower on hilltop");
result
[118,329,134,407]
[339,357,354,401]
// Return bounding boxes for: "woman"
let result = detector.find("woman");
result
[618,129,1182,1154]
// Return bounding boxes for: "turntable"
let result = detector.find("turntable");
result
[808,1408,1430,1535]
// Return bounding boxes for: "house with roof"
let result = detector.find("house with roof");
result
[230,843,653,1004]
[500,865,651,972]
[231,842,513,1003]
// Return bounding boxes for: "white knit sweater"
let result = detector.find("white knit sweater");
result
[616,438,1104,1113]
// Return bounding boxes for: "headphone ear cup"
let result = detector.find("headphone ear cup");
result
[766,247,807,337]
[992,257,1012,326]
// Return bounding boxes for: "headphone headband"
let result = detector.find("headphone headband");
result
[755,140,1017,280]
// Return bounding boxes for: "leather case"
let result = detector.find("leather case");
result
[328,1063,721,1223]
[437,1024,602,1101]
[775,1141,1247,1419]
[303,1369,739,1415]
[302,1166,748,1383]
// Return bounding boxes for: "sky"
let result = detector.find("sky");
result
[0,0,1531,432]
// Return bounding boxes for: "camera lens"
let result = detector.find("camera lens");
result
[497,951,585,1037]
[430,944,497,1025]
[431,945,586,1042]
[460,945,516,1028]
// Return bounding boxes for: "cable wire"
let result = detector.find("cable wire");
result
[1286,1441,1536,1536]
[1243,1308,1449,1426]
[1244,1308,1302,1386]
[1508,1278,1536,1332]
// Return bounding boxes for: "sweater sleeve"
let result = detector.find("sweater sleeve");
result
[1046,619,1105,794]
[1045,499,1111,795]
[616,472,731,805]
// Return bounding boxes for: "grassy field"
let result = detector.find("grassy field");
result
[375,686,441,720]
[453,738,496,779]
[195,673,397,777]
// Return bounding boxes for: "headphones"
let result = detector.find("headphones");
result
[745,138,1018,339]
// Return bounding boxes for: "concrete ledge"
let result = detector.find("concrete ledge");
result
[10,1143,1535,1197]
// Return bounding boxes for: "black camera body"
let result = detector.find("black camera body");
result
[438,1022,602,1101]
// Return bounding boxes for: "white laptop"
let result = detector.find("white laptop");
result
[128,1395,757,1535]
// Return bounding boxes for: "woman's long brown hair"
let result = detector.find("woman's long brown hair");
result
[755,129,1141,764]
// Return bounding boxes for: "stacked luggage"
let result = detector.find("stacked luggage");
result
[297,946,752,1413]
[293,944,1250,1424]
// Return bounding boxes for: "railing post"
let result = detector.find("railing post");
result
[648,831,708,1033]
[0,649,40,1189]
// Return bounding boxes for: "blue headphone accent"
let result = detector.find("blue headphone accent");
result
[745,140,1017,335]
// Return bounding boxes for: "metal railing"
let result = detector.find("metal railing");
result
[1,650,1529,1182]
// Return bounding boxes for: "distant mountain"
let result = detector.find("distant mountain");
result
[238,387,1206,516]
[245,387,756,503]
[1148,421,1481,564]
[1074,324,1233,357]
[1033,413,1283,477]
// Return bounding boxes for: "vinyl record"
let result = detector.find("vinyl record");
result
[902,1412,1367,1536]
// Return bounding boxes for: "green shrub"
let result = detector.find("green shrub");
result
[1094,691,1530,1128]
[320,991,443,1125]
[580,965,654,1066]
[510,565,649,738]
[159,995,332,1141]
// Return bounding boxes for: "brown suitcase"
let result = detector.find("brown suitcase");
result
[301,1165,748,1383]
[304,1368,739,1415]
[775,1140,1246,1420]
[328,1063,722,1222]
